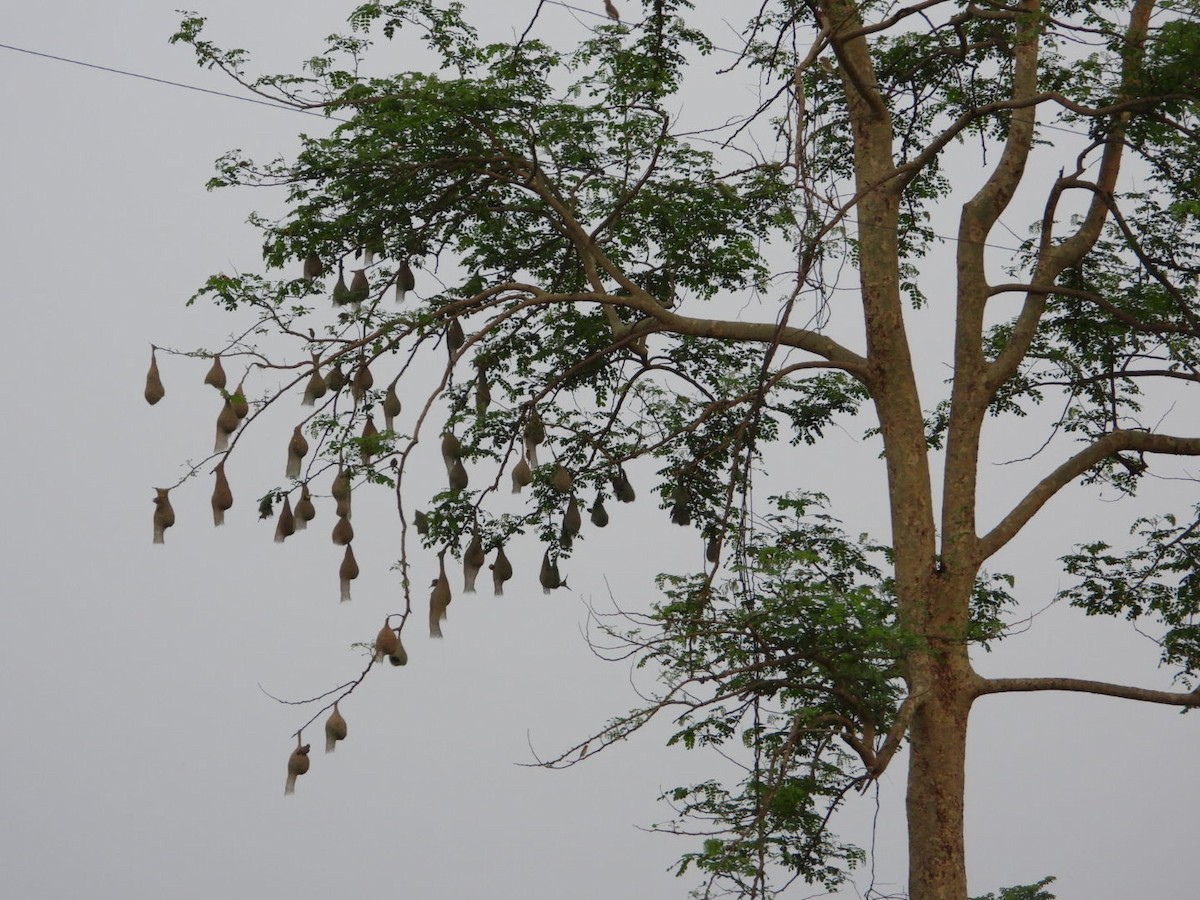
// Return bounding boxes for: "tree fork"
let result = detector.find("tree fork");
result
[821,0,997,894]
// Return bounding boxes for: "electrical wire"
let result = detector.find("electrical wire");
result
[0,41,337,119]
[0,17,1174,259]
[0,20,1123,146]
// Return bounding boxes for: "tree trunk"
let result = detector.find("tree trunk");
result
[905,636,975,900]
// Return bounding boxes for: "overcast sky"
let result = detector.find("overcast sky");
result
[1,2,1196,898]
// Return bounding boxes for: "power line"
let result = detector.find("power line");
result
[0,33,1156,162]
[0,28,1106,148]
[0,35,1156,260]
[0,41,335,119]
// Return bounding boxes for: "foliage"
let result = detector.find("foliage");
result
[1059,507,1200,682]
[617,494,914,891]
[971,876,1056,900]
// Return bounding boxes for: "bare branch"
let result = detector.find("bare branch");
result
[980,430,1200,560]
[977,676,1200,707]
[989,282,1200,336]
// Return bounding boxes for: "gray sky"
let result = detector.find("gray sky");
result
[1,2,1196,898]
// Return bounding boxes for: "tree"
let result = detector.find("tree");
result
[150,1,1200,898]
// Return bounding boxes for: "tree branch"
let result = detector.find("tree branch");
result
[940,0,1042,569]
[979,429,1200,560]
[819,0,890,119]
[988,282,1200,336]
[866,693,915,778]
[977,676,1200,707]
[986,0,1156,390]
